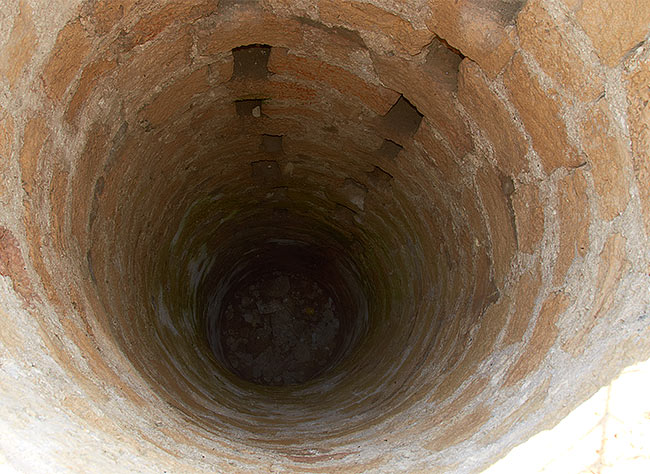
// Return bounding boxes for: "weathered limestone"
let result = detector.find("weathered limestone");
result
[0,0,648,473]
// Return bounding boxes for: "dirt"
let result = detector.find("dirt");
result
[219,270,342,386]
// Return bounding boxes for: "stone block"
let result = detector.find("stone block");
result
[477,165,517,288]
[42,19,92,101]
[0,0,37,89]
[581,103,631,220]
[504,54,581,174]
[575,0,650,67]
[504,292,568,386]
[517,0,604,102]
[458,59,528,176]
[512,182,544,254]
[19,116,49,198]
[554,170,590,285]
[318,0,433,55]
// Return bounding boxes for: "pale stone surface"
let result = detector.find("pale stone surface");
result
[0,1,648,473]
[517,0,605,101]
[504,54,582,174]
[484,357,650,474]
[576,0,650,67]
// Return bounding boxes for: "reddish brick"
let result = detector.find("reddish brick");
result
[0,227,37,305]
[197,10,303,56]
[138,66,212,128]
[0,1,37,88]
[89,0,137,36]
[71,124,109,244]
[116,30,193,103]
[504,54,581,174]
[42,19,92,101]
[0,109,14,160]
[373,54,473,157]
[414,119,462,185]
[426,0,517,77]
[122,0,218,49]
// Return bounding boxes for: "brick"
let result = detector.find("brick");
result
[517,0,604,102]
[318,0,433,55]
[504,54,581,174]
[458,59,528,176]
[268,48,399,115]
[562,233,629,356]
[502,263,542,346]
[576,0,650,67]
[42,19,92,101]
[504,292,568,386]
[512,182,544,254]
[19,116,49,197]
[0,1,37,88]
[138,66,212,128]
[625,56,650,235]
[65,55,118,124]
[554,170,590,285]
[477,166,517,288]
[581,103,631,220]
[426,0,517,77]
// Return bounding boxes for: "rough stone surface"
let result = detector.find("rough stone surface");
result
[0,0,37,89]
[581,102,631,220]
[575,0,650,67]
[42,19,92,101]
[0,1,648,473]
[555,170,590,285]
[504,54,581,174]
[512,182,544,254]
[458,59,528,176]
[517,0,605,101]
[625,52,650,235]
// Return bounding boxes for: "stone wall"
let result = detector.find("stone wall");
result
[0,0,648,472]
